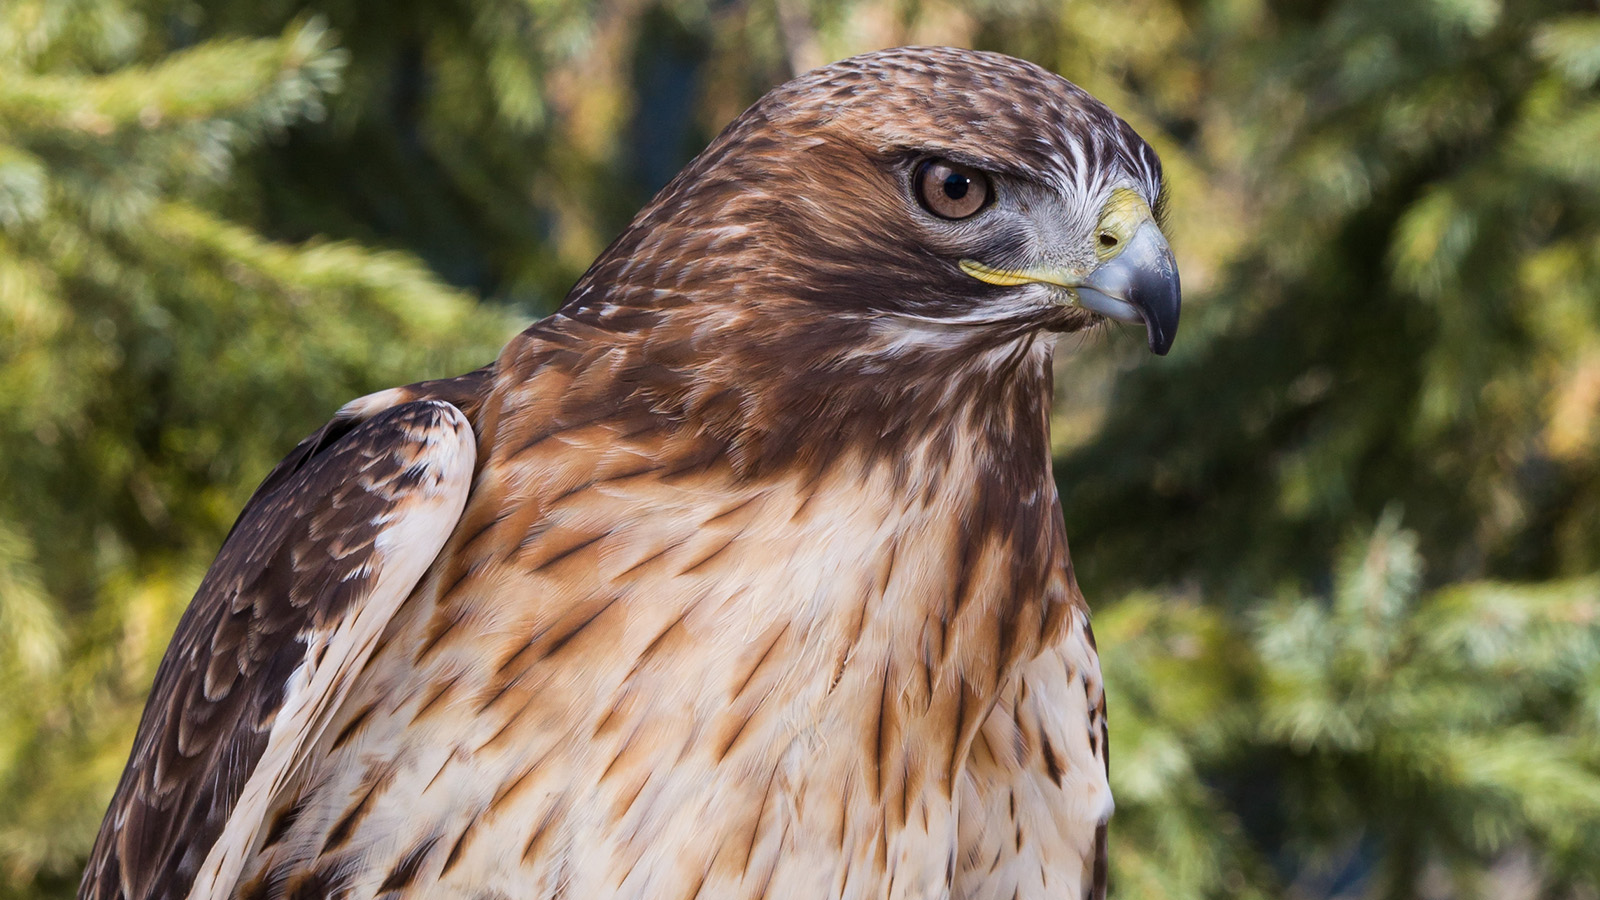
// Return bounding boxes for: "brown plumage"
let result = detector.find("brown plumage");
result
[81,46,1179,900]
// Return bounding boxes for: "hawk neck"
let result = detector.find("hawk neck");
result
[485,305,1084,677]
[495,305,1064,490]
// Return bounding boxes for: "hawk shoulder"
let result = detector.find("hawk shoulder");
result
[80,390,478,900]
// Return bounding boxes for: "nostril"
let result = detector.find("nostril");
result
[1098,231,1119,250]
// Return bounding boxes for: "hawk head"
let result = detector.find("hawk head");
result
[568,46,1180,356]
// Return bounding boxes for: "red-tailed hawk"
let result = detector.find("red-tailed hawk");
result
[82,46,1179,900]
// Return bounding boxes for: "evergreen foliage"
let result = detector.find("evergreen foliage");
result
[0,4,513,892]
[1062,0,1600,596]
[3,0,1600,897]
[1105,516,1600,897]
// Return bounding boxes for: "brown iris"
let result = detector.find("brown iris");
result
[914,159,991,220]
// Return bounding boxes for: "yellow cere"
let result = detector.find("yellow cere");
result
[1095,188,1154,262]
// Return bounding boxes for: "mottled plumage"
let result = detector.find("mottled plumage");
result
[83,46,1179,900]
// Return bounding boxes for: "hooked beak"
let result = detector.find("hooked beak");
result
[1076,222,1181,355]
[959,220,1182,355]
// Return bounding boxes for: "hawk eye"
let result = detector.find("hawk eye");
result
[914,159,991,220]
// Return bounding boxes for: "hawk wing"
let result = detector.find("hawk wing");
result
[80,397,476,900]
[955,609,1113,900]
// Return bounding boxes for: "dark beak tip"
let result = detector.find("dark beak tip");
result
[1148,328,1172,356]
[1142,299,1179,356]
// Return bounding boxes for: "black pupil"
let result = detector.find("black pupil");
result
[942,171,970,200]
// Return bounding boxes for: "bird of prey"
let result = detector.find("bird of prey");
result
[82,46,1179,900]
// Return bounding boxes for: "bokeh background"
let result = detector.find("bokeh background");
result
[3,0,1600,896]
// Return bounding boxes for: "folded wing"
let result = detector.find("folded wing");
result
[80,399,476,900]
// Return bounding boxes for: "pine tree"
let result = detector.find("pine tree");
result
[0,5,512,892]
[1060,0,1600,895]
[1103,514,1600,898]
[1061,0,1600,597]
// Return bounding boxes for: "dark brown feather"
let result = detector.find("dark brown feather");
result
[80,388,481,900]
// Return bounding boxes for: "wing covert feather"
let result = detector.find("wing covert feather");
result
[80,399,476,900]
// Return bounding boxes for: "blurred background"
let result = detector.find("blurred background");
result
[3,0,1600,896]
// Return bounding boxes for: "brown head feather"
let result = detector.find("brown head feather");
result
[494,47,1164,480]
